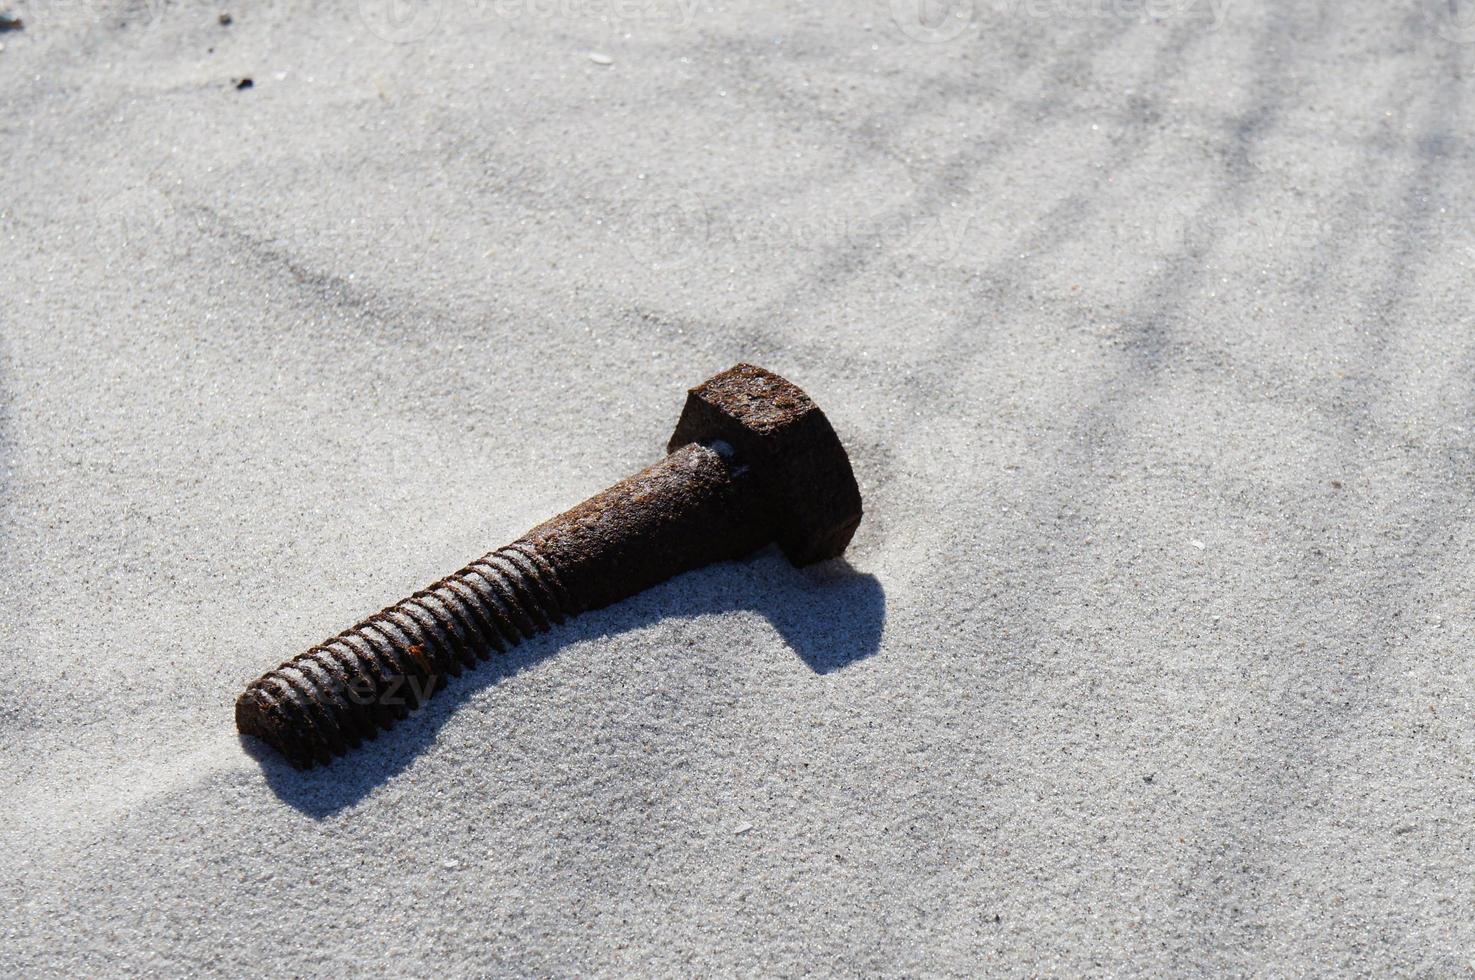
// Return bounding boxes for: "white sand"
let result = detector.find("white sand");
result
[4,0,1475,973]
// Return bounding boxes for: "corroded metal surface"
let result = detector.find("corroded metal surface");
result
[235,364,863,769]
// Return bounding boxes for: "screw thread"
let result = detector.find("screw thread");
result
[235,542,579,768]
[238,439,773,770]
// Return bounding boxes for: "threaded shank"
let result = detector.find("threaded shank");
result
[235,543,577,769]
[238,441,769,770]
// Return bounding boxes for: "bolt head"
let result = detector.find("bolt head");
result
[667,364,863,565]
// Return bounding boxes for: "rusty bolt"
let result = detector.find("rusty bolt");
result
[236,364,863,768]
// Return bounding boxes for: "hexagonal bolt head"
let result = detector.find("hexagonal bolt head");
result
[667,363,863,565]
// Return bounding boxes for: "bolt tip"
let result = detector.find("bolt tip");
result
[235,687,319,770]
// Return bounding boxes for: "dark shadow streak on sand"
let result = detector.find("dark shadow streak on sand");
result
[243,548,884,817]
[0,336,12,586]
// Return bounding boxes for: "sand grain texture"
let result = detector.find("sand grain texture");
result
[2,0,1474,974]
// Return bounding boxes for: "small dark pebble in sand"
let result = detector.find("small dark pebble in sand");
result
[0,13,23,31]
[233,76,253,89]
[218,12,232,24]
[1143,774,1154,783]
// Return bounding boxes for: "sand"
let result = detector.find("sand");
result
[3,0,1474,973]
